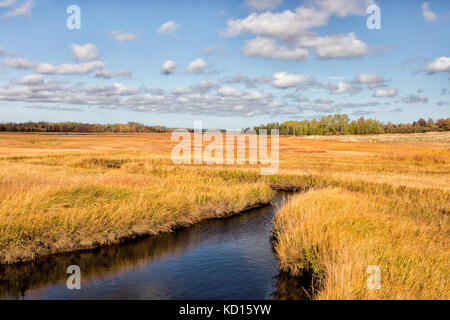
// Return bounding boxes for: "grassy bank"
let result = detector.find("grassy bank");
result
[272,188,449,299]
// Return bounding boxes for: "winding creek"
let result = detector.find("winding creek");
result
[0,192,309,300]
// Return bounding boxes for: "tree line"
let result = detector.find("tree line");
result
[0,121,168,133]
[0,115,449,135]
[253,114,450,135]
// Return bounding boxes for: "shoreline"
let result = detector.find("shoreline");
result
[0,196,277,266]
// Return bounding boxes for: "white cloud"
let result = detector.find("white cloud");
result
[372,87,398,97]
[354,72,384,84]
[0,0,15,7]
[299,32,369,59]
[222,7,329,39]
[243,37,309,61]
[71,43,98,61]
[84,83,139,96]
[34,61,105,75]
[94,69,132,79]
[271,72,312,88]
[401,94,429,104]
[222,0,374,61]
[0,74,385,118]
[171,86,193,95]
[242,0,282,11]
[422,2,437,23]
[3,57,35,69]
[327,81,361,94]
[109,30,139,42]
[316,0,374,17]
[268,100,287,108]
[187,58,207,73]
[157,20,182,37]
[2,0,33,18]
[193,79,218,93]
[18,74,43,85]
[420,56,450,73]
[161,60,176,75]
[218,86,242,97]
[221,72,270,88]
[353,72,385,89]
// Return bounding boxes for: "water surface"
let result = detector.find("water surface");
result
[0,192,309,300]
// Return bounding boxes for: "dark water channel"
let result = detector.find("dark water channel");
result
[0,192,310,300]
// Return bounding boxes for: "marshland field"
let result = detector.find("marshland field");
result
[0,131,449,299]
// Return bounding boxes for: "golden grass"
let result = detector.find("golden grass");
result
[272,188,449,299]
[0,131,449,299]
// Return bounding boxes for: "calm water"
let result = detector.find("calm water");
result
[0,192,309,300]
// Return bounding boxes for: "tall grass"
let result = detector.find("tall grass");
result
[272,188,449,299]
[0,131,449,300]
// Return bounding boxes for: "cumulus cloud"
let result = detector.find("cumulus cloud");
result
[109,30,139,42]
[34,61,105,75]
[299,32,369,60]
[2,48,124,78]
[157,20,182,37]
[243,37,309,61]
[3,57,35,69]
[94,69,132,79]
[222,0,374,61]
[353,72,385,88]
[221,72,270,88]
[422,2,437,23]
[2,0,32,18]
[420,57,450,74]
[242,0,282,11]
[18,74,44,85]
[187,58,206,74]
[268,100,287,108]
[171,86,193,95]
[84,83,139,96]
[218,86,242,97]
[401,94,429,104]
[192,79,219,93]
[161,60,176,75]
[71,43,98,61]
[372,87,398,97]
[4,57,105,75]
[326,81,361,94]
[0,72,388,118]
[271,72,314,88]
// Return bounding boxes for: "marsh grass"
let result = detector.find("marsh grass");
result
[272,188,449,299]
[0,132,449,299]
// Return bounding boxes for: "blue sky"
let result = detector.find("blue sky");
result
[0,0,449,128]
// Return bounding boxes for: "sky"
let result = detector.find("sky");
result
[0,0,449,129]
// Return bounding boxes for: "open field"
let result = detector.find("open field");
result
[0,132,449,299]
